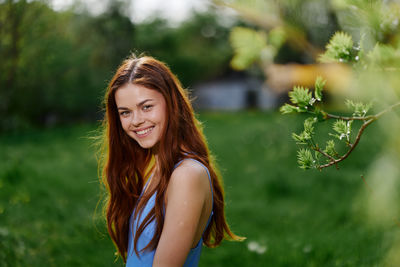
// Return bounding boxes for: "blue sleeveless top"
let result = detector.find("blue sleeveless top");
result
[126,158,214,267]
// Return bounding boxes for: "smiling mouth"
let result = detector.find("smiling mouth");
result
[134,126,154,137]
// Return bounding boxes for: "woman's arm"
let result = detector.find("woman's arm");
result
[153,160,211,267]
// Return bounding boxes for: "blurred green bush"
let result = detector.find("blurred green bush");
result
[0,0,233,131]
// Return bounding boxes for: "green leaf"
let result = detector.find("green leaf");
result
[292,132,307,145]
[332,120,353,141]
[304,117,317,136]
[297,148,315,169]
[345,99,354,109]
[292,117,317,145]
[229,27,267,70]
[280,104,298,114]
[314,151,321,160]
[367,43,400,68]
[314,76,326,101]
[292,133,310,145]
[324,140,338,158]
[319,32,355,63]
[288,86,312,108]
[333,120,346,135]
[268,27,286,48]
[345,99,372,117]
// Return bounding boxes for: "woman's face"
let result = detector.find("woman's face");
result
[115,84,167,150]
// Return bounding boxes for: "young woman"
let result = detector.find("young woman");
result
[99,54,243,266]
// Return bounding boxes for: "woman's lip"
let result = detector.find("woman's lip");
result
[134,126,154,132]
[134,126,154,137]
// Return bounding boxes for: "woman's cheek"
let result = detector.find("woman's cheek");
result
[122,118,131,130]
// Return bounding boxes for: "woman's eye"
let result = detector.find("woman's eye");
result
[143,105,153,111]
[120,111,130,116]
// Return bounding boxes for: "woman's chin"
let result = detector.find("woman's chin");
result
[137,140,157,150]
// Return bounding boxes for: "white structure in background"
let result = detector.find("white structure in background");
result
[192,75,278,111]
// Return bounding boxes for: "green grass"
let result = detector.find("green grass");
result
[0,111,397,266]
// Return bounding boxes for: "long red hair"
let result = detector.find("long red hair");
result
[99,54,243,262]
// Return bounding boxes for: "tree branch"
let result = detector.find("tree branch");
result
[325,113,373,121]
[309,101,400,169]
[314,147,336,163]
[313,146,339,170]
[318,118,375,169]
[374,102,400,119]
[324,101,400,121]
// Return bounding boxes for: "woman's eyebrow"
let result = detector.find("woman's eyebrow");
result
[136,99,153,107]
[117,99,154,110]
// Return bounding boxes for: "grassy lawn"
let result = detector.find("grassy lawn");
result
[0,111,396,266]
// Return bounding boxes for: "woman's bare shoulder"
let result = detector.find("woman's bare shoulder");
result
[168,159,210,194]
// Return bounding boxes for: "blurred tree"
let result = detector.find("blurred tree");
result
[0,0,28,129]
[217,0,352,94]
[0,0,101,128]
[0,0,233,130]
[133,10,233,87]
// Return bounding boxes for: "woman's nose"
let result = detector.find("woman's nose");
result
[131,111,144,127]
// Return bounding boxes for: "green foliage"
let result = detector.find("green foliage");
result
[292,132,307,144]
[292,118,316,146]
[304,117,316,135]
[281,77,326,117]
[0,1,134,129]
[319,31,357,63]
[229,27,267,70]
[331,0,400,47]
[134,11,233,87]
[276,19,400,170]
[288,86,313,109]
[268,27,287,48]
[224,1,400,172]
[345,100,372,117]
[314,76,325,101]
[318,26,400,70]
[280,104,298,114]
[297,148,315,169]
[324,140,339,158]
[224,3,400,262]
[280,73,379,169]
[367,43,400,68]
[280,77,326,119]
[331,120,352,142]
[0,1,233,130]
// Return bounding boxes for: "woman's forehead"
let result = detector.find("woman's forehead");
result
[115,84,164,106]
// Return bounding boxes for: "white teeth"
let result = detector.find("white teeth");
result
[136,127,153,135]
